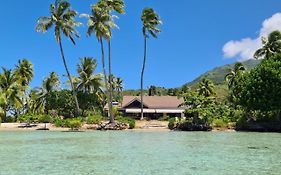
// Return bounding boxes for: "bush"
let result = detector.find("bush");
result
[212,118,228,128]
[53,118,67,127]
[66,118,83,130]
[116,116,135,129]
[38,115,52,123]
[168,118,176,130]
[17,114,40,123]
[86,115,103,124]
[6,116,16,123]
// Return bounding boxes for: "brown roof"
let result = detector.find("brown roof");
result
[122,96,184,109]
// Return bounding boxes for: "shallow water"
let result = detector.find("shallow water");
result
[0,131,281,175]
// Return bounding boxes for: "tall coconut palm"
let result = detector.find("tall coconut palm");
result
[140,8,161,120]
[254,31,281,59]
[76,57,103,93]
[225,62,246,89]
[197,78,215,97]
[102,0,125,123]
[36,0,81,115]
[81,1,121,123]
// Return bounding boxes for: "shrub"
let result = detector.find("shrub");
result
[66,118,83,130]
[86,115,103,124]
[212,118,228,128]
[17,114,40,123]
[38,115,52,123]
[6,116,16,123]
[168,118,176,130]
[53,118,67,127]
[116,116,135,129]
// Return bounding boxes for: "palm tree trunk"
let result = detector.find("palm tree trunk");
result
[108,40,114,123]
[58,38,80,116]
[140,35,147,120]
[100,38,112,123]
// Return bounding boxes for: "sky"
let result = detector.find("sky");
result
[1,0,281,90]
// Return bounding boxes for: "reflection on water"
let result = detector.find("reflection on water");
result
[0,131,281,175]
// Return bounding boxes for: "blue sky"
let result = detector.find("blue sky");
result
[1,0,281,89]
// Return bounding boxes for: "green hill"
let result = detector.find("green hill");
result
[185,59,261,87]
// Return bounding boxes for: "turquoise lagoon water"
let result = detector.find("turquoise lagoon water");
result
[0,131,281,175]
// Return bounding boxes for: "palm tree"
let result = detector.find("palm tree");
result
[254,30,281,59]
[76,57,103,93]
[115,77,123,92]
[14,59,34,90]
[0,68,23,121]
[225,62,246,89]
[197,78,215,97]
[102,0,125,123]
[36,0,81,115]
[82,1,123,123]
[29,72,60,114]
[140,8,161,120]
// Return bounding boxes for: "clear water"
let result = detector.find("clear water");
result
[0,131,281,175]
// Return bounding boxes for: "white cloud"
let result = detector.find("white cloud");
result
[223,13,281,61]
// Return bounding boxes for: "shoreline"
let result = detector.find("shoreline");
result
[0,122,235,132]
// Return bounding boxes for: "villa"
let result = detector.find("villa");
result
[114,96,186,119]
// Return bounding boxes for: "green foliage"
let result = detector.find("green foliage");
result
[168,118,176,130]
[116,116,135,129]
[46,90,75,118]
[239,54,281,111]
[86,115,103,124]
[53,118,67,128]
[212,118,228,128]
[66,118,83,130]
[38,115,52,123]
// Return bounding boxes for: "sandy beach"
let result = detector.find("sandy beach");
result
[0,120,170,132]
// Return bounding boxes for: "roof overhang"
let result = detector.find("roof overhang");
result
[125,108,184,113]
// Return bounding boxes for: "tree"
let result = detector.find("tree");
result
[82,0,124,123]
[29,72,60,114]
[0,68,23,121]
[239,53,281,111]
[104,0,125,123]
[254,31,281,59]
[225,62,246,89]
[14,59,34,90]
[76,57,103,93]
[197,78,215,97]
[36,0,81,115]
[148,85,157,96]
[140,8,161,120]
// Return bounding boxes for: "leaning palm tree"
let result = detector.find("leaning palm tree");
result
[225,62,246,89]
[36,0,81,115]
[76,57,103,93]
[140,8,161,120]
[254,30,281,59]
[197,78,215,97]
